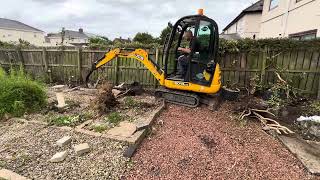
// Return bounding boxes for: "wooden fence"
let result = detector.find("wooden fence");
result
[0,48,319,97]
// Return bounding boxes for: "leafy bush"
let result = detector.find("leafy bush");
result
[0,67,47,118]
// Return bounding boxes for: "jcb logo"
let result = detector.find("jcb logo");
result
[175,82,189,86]
[134,54,144,61]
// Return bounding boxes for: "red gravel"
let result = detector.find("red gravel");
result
[126,103,316,180]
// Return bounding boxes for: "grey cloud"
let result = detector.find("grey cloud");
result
[0,0,256,39]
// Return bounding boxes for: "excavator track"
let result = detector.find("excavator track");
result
[155,88,200,108]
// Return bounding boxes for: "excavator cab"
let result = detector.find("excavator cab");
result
[163,15,219,86]
[85,10,221,107]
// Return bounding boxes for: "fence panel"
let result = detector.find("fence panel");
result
[0,47,319,97]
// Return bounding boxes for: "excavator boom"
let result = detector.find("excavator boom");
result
[86,48,165,86]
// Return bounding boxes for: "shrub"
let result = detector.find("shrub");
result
[0,67,47,118]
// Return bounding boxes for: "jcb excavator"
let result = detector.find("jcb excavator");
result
[86,10,222,107]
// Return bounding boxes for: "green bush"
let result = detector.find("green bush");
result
[0,67,47,118]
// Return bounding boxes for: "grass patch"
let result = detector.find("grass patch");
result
[92,124,108,133]
[123,96,151,109]
[124,97,138,108]
[308,101,320,115]
[48,115,86,127]
[0,67,46,118]
[105,112,123,125]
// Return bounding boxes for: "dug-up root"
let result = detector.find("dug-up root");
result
[239,108,294,135]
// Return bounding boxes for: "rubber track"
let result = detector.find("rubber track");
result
[155,88,200,108]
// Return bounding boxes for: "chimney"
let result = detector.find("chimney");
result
[79,28,83,33]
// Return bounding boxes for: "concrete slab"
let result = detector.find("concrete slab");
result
[50,151,68,163]
[0,168,29,180]
[134,101,165,131]
[74,143,90,156]
[106,121,137,138]
[278,135,320,175]
[56,92,66,108]
[56,136,72,147]
[103,129,146,145]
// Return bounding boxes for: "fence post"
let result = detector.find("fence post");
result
[260,47,267,85]
[114,57,119,85]
[318,77,320,100]
[16,47,24,68]
[77,48,82,83]
[154,48,159,88]
[42,47,48,72]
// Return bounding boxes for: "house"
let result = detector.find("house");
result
[0,18,46,46]
[113,37,131,44]
[46,28,95,47]
[260,0,320,39]
[222,0,264,39]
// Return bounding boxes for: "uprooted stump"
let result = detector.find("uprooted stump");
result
[93,82,118,114]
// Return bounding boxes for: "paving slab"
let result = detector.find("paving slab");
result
[106,121,137,138]
[50,151,68,163]
[56,92,66,108]
[135,102,165,131]
[56,136,72,147]
[103,129,146,145]
[278,135,320,175]
[0,169,29,180]
[74,143,90,156]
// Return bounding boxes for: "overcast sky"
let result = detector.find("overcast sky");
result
[1,0,257,39]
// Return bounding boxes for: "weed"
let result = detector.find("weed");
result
[0,67,47,118]
[124,97,138,108]
[0,160,6,168]
[105,112,123,125]
[123,96,150,109]
[49,115,85,127]
[92,124,108,133]
[306,101,320,115]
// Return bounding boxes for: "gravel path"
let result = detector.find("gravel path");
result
[126,103,315,179]
[0,120,131,179]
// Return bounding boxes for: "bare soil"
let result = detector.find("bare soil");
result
[126,103,317,179]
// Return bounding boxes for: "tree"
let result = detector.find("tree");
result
[133,32,155,44]
[159,25,172,45]
[89,36,112,45]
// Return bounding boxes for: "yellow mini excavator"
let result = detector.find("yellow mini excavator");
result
[86,10,222,107]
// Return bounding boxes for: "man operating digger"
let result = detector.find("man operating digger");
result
[176,30,201,79]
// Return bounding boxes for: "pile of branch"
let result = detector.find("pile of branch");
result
[239,108,294,135]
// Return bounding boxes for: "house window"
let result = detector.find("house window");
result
[289,29,317,40]
[34,34,37,38]
[269,0,279,10]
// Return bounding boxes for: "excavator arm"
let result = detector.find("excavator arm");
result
[85,48,165,86]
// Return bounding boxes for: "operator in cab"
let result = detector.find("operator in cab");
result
[176,30,201,79]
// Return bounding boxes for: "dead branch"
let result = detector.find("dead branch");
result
[275,72,287,84]
[240,108,294,135]
[251,109,276,117]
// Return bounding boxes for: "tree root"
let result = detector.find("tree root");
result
[239,108,294,135]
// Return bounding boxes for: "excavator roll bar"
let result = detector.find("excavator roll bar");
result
[85,48,165,87]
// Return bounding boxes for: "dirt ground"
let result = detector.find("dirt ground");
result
[126,103,318,180]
